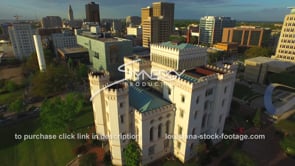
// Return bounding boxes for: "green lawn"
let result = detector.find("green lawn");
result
[0,108,94,166]
[74,105,94,131]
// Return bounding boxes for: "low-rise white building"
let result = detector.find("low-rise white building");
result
[89,41,236,165]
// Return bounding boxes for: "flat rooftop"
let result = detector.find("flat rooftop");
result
[126,55,150,61]
[246,56,295,69]
[58,47,88,54]
[129,85,171,113]
[245,56,274,64]
[174,66,226,83]
[79,31,129,43]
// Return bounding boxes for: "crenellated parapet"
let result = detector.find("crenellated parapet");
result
[124,56,151,68]
[140,104,175,119]
[103,82,129,100]
[161,73,193,91]
[206,64,230,73]
[151,43,180,54]
[205,65,235,81]
[161,72,208,92]
[88,71,110,86]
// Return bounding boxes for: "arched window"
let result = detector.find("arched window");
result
[158,124,162,138]
[194,111,198,120]
[192,128,195,136]
[202,114,207,128]
[165,121,170,134]
[150,127,154,141]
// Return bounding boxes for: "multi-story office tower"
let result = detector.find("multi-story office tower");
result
[52,30,78,56]
[152,2,174,34]
[199,16,235,45]
[41,16,62,28]
[85,2,100,24]
[273,7,295,62]
[68,5,74,21]
[76,29,132,80]
[8,23,35,59]
[141,2,174,48]
[89,42,236,165]
[126,16,141,26]
[222,26,271,47]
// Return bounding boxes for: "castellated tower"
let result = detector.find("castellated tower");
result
[103,82,130,166]
[88,72,110,136]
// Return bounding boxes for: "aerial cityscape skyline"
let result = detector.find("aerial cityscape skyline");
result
[0,0,294,21]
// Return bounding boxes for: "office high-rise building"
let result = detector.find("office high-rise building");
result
[199,16,235,45]
[273,7,295,62]
[152,2,174,33]
[85,2,100,24]
[8,23,35,59]
[41,16,62,28]
[68,5,74,21]
[222,26,271,47]
[141,2,174,48]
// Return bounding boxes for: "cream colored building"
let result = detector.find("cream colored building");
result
[273,7,295,62]
[89,42,236,165]
[127,26,142,38]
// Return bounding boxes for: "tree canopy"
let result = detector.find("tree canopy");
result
[8,98,24,113]
[245,47,272,58]
[22,50,54,75]
[40,93,84,132]
[30,64,76,98]
[123,140,141,166]
[169,35,186,43]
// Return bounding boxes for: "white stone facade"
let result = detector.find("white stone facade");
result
[89,42,236,165]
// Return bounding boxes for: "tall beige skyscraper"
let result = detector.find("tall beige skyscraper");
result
[141,2,174,48]
[273,7,295,62]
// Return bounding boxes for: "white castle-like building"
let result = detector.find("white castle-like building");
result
[89,41,236,165]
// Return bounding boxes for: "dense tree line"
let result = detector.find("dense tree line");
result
[40,93,84,132]
[23,50,89,98]
[244,47,272,58]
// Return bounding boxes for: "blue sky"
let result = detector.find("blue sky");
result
[0,0,294,21]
